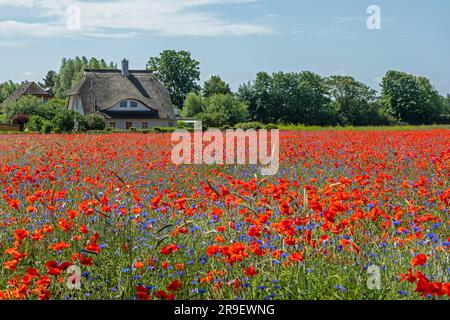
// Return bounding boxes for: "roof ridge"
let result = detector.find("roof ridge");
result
[84,69,122,73]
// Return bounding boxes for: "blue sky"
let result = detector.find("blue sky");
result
[0,0,449,94]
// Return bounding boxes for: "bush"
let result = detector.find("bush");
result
[154,127,178,133]
[41,120,54,134]
[264,123,278,130]
[25,115,46,132]
[220,124,233,130]
[52,109,87,132]
[11,113,29,131]
[129,127,137,132]
[85,114,106,131]
[177,121,189,129]
[235,122,264,130]
[3,96,42,122]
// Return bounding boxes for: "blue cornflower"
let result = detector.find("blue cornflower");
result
[335,285,346,292]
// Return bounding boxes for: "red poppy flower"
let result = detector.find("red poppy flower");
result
[289,252,304,262]
[160,244,178,255]
[166,279,182,292]
[411,254,427,267]
[136,285,150,300]
[244,266,258,277]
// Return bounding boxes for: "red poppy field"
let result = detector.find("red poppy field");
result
[0,129,449,300]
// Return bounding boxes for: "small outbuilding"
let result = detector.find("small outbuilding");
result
[0,81,51,111]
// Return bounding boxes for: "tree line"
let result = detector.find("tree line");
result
[1,51,449,128]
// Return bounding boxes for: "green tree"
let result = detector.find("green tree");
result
[238,72,276,123]
[196,94,249,127]
[53,57,116,99]
[148,50,201,108]
[0,80,20,103]
[181,92,204,117]
[381,71,444,124]
[327,75,384,125]
[39,71,57,96]
[203,75,231,98]
[239,71,335,125]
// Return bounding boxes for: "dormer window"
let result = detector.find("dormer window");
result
[130,101,138,108]
[120,101,127,108]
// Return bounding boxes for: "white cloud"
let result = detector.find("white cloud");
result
[0,0,273,39]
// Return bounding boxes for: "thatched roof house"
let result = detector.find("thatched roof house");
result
[67,59,176,130]
[0,82,51,111]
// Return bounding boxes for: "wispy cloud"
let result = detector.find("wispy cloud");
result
[0,0,273,41]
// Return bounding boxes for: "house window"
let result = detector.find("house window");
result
[109,122,116,128]
[130,101,138,108]
[126,122,133,130]
[120,101,127,108]
[142,122,148,129]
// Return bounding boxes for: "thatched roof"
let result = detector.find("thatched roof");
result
[68,69,175,120]
[0,82,51,109]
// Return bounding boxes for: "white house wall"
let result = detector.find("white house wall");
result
[68,95,84,115]
[107,118,173,130]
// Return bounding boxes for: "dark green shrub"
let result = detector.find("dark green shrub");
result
[25,115,46,132]
[85,114,106,130]
[235,122,264,130]
[52,108,87,132]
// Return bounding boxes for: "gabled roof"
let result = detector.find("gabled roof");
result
[68,69,175,120]
[1,82,51,109]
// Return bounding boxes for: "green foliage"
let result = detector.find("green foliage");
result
[180,92,204,117]
[239,71,336,126]
[196,94,249,128]
[3,96,67,122]
[154,127,178,133]
[0,80,20,104]
[53,57,116,99]
[381,70,445,124]
[264,123,278,130]
[2,95,106,133]
[148,50,201,108]
[203,75,232,98]
[85,114,106,131]
[234,121,264,130]
[25,115,46,132]
[40,120,54,134]
[52,108,87,132]
[38,71,57,96]
[327,75,388,126]
[3,96,43,121]
[177,121,189,129]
